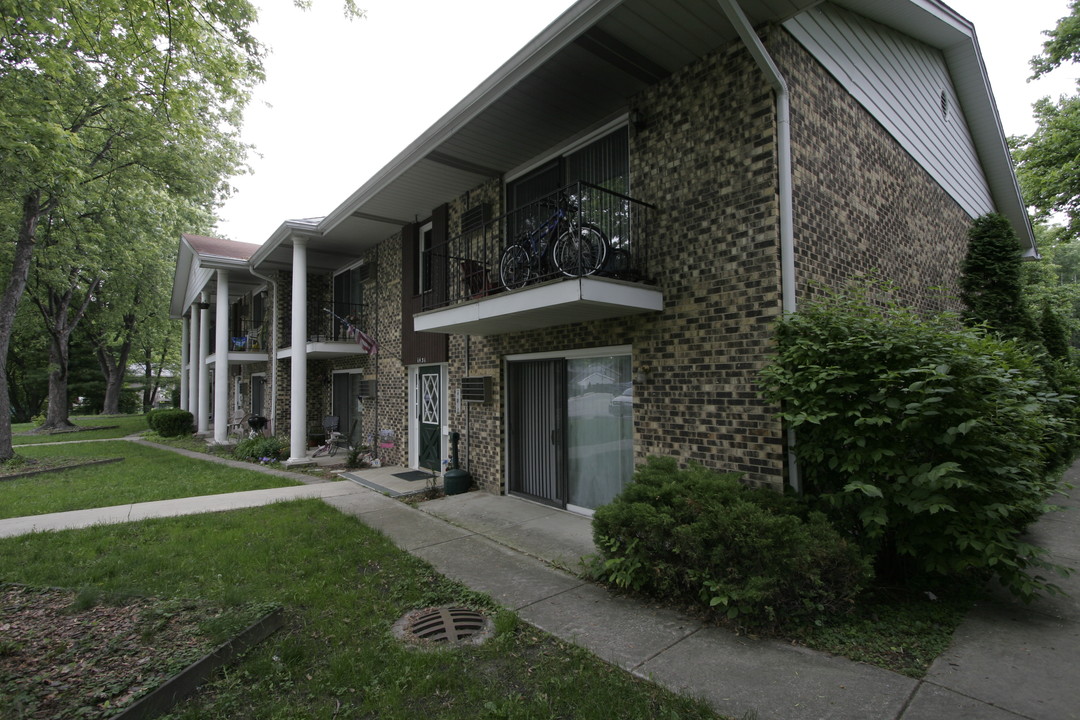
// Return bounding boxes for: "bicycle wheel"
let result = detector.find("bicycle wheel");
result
[312,444,328,458]
[499,244,532,290]
[553,223,607,278]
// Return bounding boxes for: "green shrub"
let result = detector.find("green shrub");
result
[152,409,194,438]
[234,435,287,463]
[118,390,141,415]
[145,409,163,433]
[759,279,1072,600]
[591,457,872,632]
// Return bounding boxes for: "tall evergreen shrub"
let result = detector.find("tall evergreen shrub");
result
[960,213,1037,341]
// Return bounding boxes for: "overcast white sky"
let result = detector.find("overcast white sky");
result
[213,0,1078,245]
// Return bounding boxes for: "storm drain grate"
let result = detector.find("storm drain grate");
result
[392,606,495,649]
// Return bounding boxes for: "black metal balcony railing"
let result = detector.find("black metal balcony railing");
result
[421,181,655,312]
[228,323,269,352]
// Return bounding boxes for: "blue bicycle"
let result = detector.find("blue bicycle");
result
[499,194,608,290]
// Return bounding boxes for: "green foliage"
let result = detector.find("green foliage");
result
[1040,304,1072,360]
[1022,230,1080,354]
[1014,1,1080,239]
[591,457,872,632]
[1012,94,1080,241]
[1030,0,1080,78]
[960,214,1037,340]
[144,409,164,433]
[233,436,287,463]
[152,409,194,439]
[760,280,1074,600]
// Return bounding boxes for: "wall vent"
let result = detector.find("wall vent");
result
[357,380,377,399]
[461,204,490,234]
[461,376,492,404]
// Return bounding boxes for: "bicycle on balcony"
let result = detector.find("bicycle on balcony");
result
[498,194,609,290]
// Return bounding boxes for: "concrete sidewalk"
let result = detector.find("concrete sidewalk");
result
[2,450,1077,719]
[0,481,364,539]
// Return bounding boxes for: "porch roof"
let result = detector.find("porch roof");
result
[170,234,265,319]
[247,0,1034,274]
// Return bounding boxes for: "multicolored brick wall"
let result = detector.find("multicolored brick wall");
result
[773,28,970,312]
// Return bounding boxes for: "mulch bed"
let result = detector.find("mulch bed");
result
[0,585,277,720]
[0,457,125,481]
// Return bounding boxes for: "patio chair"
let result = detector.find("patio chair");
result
[320,416,348,455]
[460,259,500,299]
[228,411,250,439]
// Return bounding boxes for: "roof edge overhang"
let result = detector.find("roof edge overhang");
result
[313,0,623,238]
[249,218,324,271]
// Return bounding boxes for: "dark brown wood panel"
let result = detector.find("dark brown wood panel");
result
[401,207,449,365]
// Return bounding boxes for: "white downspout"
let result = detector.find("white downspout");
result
[249,266,279,438]
[715,0,800,492]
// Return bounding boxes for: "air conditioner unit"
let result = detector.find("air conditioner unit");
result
[357,380,376,399]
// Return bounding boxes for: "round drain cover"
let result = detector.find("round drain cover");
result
[393,605,494,648]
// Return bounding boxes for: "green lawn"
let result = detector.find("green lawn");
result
[12,414,149,444]
[0,441,300,519]
[0,501,725,720]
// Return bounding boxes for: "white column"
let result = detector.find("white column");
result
[188,307,200,414]
[197,292,211,435]
[286,237,312,465]
[179,315,190,411]
[213,269,230,444]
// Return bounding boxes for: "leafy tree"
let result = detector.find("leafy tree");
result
[0,0,266,455]
[1030,0,1080,78]
[959,213,1037,341]
[1012,1,1080,240]
[1022,227,1080,351]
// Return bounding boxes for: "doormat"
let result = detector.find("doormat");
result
[393,470,435,481]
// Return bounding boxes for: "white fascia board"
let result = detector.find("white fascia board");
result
[170,236,196,319]
[249,218,324,270]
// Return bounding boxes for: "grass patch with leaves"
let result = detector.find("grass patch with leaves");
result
[788,583,977,678]
[0,501,725,720]
[12,415,149,445]
[0,442,300,519]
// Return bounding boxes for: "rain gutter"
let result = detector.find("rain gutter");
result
[715,0,800,492]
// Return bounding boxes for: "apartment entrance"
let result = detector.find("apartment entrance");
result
[409,364,447,472]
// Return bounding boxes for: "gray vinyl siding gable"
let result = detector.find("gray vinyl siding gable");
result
[784,3,993,219]
[187,265,214,311]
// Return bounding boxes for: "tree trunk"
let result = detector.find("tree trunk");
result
[0,192,47,458]
[37,278,101,429]
[99,331,132,415]
[44,335,75,429]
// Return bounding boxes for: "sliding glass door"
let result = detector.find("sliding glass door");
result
[507,349,633,513]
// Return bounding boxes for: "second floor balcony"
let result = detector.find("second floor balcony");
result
[279,301,379,359]
[415,182,663,335]
[206,322,270,366]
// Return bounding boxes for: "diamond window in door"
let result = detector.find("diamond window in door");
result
[422,374,440,424]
